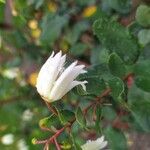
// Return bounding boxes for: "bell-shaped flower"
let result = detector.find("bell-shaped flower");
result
[81,136,108,150]
[36,51,87,102]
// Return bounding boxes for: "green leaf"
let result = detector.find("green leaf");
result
[128,84,150,104]
[128,84,150,131]
[58,110,75,125]
[108,77,125,99]
[78,64,108,96]
[1,30,27,49]
[104,127,127,150]
[138,29,150,46]
[136,5,150,27]
[106,0,131,14]
[134,60,150,92]
[108,53,126,78]
[70,132,82,150]
[70,43,88,56]
[0,0,5,3]
[102,106,117,121]
[40,14,68,46]
[75,107,86,128]
[93,16,139,64]
[65,21,89,45]
[135,77,150,92]
[39,114,60,128]
[91,47,109,64]
[131,101,150,132]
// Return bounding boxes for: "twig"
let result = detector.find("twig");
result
[54,138,61,150]
[44,101,58,116]
[83,88,111,115]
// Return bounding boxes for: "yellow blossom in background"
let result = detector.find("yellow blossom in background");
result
[28,19,38,30]
[28,72,38,87]
[48,1,58,13]
[12,9,18,16]
[82,5,97,18]
[60,39,69,53]
[31,28,41,39]
[0,125,8,132]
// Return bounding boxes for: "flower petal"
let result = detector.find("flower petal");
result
[36,51,65,98]
[81,136,108,150]
[50,62,87,100]
[56,80,88,100]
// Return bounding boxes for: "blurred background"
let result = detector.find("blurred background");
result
[0,0,150,149]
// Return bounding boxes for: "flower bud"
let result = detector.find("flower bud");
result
[36,51,88,102]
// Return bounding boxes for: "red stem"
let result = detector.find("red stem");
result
[83,88,111,115]
[54,138,61,150]
[48,126,66,143]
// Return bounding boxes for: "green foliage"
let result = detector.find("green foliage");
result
[108,53,126,78]
[128,84,150,131]
[131,101,150,132]
[104,127,128,150]
[134,60,150,92]
[138,29,150,46]
[39,114,60,128]
[78,64,108,96]
[136,5,150,27]
[108,77,125,100]
[0,0,150,150]
[103,0,131,14]
[40,14,68,46]
[70,43,88,56]
[58,109,75,125]
[75,107,86,128]
[0,0,5,3]
[93,15,139,64]
[102,106,117,121]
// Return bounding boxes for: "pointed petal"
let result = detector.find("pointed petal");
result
[99,141,108,149]
[68,80,88,91]
[36,51,64,98]
[55,80,88,100]
[50,61,87,100]
[50,61,78,99]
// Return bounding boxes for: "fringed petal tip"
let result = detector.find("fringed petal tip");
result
[50,50,64,58]
[99,141,108,149]
[80,80,88,91]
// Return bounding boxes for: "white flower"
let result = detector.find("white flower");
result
[81,136,108,150]
[22,109,33,122]
[17,139,28,150]
[36,51,88,102]
[2,67,19,79]
[1,134,14,145]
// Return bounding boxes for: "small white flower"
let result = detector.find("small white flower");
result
[81,136,108,150]
[22,109,33,122]
[17,139,28,150]
[2,67,19,79]
[1,134,14,145]
[36,51,88,102]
